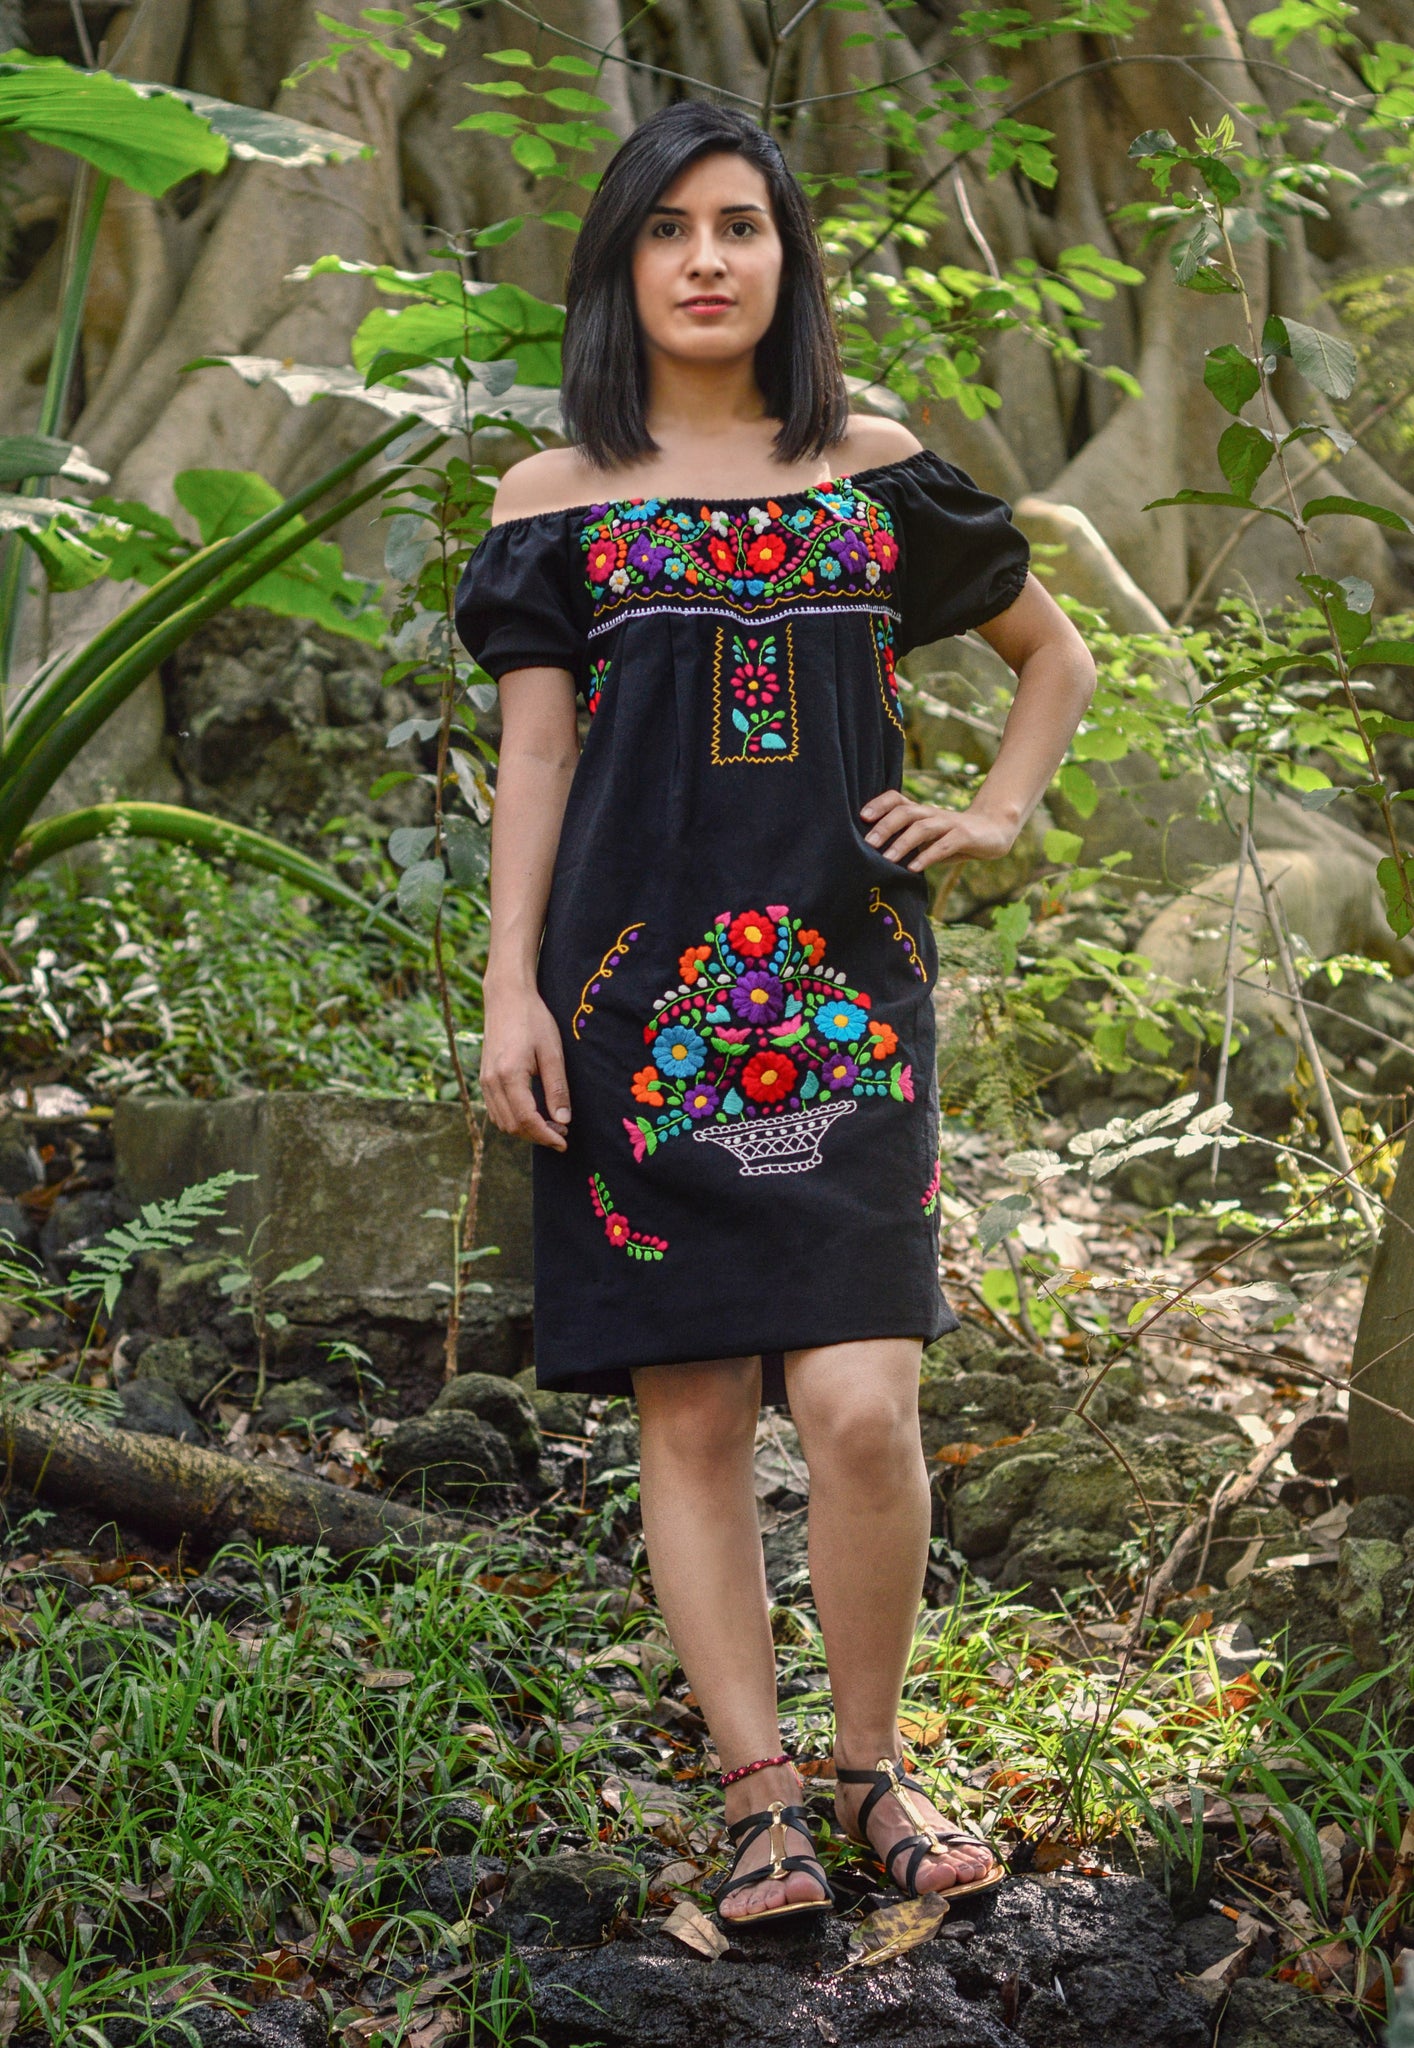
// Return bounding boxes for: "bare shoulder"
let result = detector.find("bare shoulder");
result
[490,447,601,525]
[835,415,924,476]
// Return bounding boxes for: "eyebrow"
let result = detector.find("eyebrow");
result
[647,202,768,217]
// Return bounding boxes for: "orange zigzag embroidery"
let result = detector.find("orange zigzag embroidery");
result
[589,1171,668,1260]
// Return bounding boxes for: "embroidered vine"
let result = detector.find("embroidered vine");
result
[711,624,798,763]
[921,1157,942,1214]
[572,923,646,1039]
[872,613,904,733]
[868,886,927,981]
[586,655,610,718]
[622,905,913,1177]
[588,1171,668,1259]
[580,481,899,629]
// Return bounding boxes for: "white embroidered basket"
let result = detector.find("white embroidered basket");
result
[691,1097,856,1175]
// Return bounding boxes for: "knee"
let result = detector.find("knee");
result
[637,1361,758,1473]
[798,1391,922,1489]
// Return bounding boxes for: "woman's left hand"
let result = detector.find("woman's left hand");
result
[860,789,1018,870]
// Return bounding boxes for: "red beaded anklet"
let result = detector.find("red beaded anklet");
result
[719,1752,791,1788]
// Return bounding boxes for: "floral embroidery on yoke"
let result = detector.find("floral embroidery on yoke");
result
[623,906,914,1178]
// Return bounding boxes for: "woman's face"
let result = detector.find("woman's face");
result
[630,150,783,367]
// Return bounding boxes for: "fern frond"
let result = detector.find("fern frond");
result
[68,1170,255,1313]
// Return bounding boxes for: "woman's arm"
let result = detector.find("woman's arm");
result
[481,664,581,1149]
[860,573,1096,871]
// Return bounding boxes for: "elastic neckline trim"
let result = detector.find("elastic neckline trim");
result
[482,447,943,533]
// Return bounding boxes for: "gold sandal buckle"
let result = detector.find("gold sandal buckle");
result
[766,1799,788,1879]
[877,1756,948,1853]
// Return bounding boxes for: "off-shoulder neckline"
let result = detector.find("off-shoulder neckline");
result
[483,446,944,533]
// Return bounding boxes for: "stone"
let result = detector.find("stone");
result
[922,1317,1036,1382]
[380,1412,515,1504]
[515,1367,591,1438]
[950,1439,1065,1560]
[38,1185,117,1279]
[119,1379,203,1443]
[492,1851,638,1947]
[432,1372,540,1477]
[1215,1977,1362,2046]
[400,1854,481,1922]
[0,1118,42,1195]
[1347,1493,1414,1542]
[1289,1412,1351,1480]
[246,2003,330,2048]
[134,1336,226,1407]
[255,1377,342,1435]
[761,1508,811,1600]
[587,1405,641,1486]
[525,1868,1209,2047]
[1336,1536,1404,1668]
[919,1370,1067,1457]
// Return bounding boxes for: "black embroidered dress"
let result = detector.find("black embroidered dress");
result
[454,449,1030,1400]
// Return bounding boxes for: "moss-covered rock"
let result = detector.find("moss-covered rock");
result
[950,1437,1067,1558]
[918,1370,1050,1455]
[432,1371,540,1477]
[134,1335,227,1406]
[380,1412,515,1504]
[514,1367,591,1439]
[1337,1536,1405,1668]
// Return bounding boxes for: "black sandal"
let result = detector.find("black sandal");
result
[713,1798,836,1926]
[834,1754,1006,1900]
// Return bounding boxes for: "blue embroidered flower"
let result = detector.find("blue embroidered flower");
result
[819,555,842,581]
[653,1024,707,1078]
[815,998,869,1043]
[664,557,685,579]
[816,489,853,518]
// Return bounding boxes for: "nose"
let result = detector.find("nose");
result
[684,225,727,278]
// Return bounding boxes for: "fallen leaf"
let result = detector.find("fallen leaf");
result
[649,1859,703,1899]
[303,1842,366,1877]
[1185,1944,1254,2004]
[897,1706,950,1747]
[661,1899,728,1960]
[356,1666,414,1689]
[841,1891,949,1970]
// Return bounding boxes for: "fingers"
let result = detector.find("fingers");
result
[482,1036,572,1150]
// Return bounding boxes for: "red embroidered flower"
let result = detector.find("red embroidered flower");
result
[586,536,618,583]
[729,910,776,959]
[632,1065,665,1105]
[708,535,736,575]
[867,1019,897,1059]
[872,529,899,573]
[742,1049,797,1102]
[797,927,826,965]
[746,531,786,575]
[679,942,713,984]
[603,1210,631,1246]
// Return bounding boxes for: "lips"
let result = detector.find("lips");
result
[680,297,734,312]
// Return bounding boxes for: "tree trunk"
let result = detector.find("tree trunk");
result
[2,1411,472,1556]
[1349,1141,1414,1500]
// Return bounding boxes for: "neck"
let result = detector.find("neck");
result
[643,346,770,447]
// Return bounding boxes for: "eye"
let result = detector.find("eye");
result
[727,219,758,237]
[651,220,682,238]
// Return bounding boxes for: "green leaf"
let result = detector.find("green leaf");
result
[1302,494,1409,531]
[977,1194,1032,1252]
[173,469,384,642]
[990,898,1031,972]
[473,215,523,247]
[131,83,367,167]
[1171,215,1223,285]
[541,87,611,111]
[1043,827,1085,864]
[1143,489,1294,524]
[0,434,107,486]
[349,281,564,385]
[443,814,489,889]
[397,858,446,924]
[1377,854,1414,939]
[388,824,436,868]
[1217,420,1274,499]
[1194,153,1242,201]
[1357,641,1414,666]
[1057,762,1099,818]
[0,52,226,192]
[1203,343,1260,416]
[1282,317,1358,400]
[272,1255,324,1286]
[980,1265,1021,1317]
[1262,313,1291,358]
[1128,127,1178,158]
[1184,265,1241,296]
[512,129,557,174]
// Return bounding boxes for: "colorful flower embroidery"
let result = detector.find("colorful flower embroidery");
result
[921,1157,942,1214]
[572,922,645,1039]
[872,614,904,733]
[589,1171,668,1259]
[586,655,611,717]
[868,886,927,982]
[711,626,797,762]
[578,484,900,634]
[621,904,914,1177]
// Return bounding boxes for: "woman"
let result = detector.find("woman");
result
[455,100,1095,1927]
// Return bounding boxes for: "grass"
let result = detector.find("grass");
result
[0,838,488,1102]
[2,1513,1409,2044]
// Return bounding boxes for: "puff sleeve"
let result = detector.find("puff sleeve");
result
[454,510,590,696]
[870,449,1030,657]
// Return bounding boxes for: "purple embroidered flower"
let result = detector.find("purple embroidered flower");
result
[730,970,785,1024]
[627,533,669,577]
[684,1081,720,1118]
[821,1051,859,1091]
[827,531,870,578]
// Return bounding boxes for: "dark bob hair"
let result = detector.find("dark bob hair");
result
[560,101,849,470]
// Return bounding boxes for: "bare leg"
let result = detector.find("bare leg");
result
[785,1338,991,1893]
[632,1357,827,1918]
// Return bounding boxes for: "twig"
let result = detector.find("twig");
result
[1210,821,1249,1185]
[1192,1469,1237,1592]
[1245,843,1380,1235]
[1123,1396,1327,1647]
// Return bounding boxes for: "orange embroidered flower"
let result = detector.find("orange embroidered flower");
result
[797,927,826,965]
[868,1019,898,1059]
[631,1066,665,1105]
[742,1049,797,1102]
[729,910,776,959]
[679,942,712,984]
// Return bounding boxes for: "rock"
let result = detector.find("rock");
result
[119,1379,203,1443]
[951,1439,1066,1560]
[125,1252,234,1339]
[515,1367,591,1438]
[1210,1557,1342,1661]
[587,1405,641,1486]
[401,1853,481,1921]
[923,1318,1036,1381]
[134,1336,227,1407]
[1289,1413,1351,1481]
[1336,1536,1404,1667]
[0,1118,42,1194]
[0,1194,40,1254]
[761,1508,811,1599]
[1347,1493,1414,1542]
[380,1412,515,1504]
[525,1869,1208,2047]
[432,1372,541,1477]
[246,2002,330,2048]
[16,2005,262,2047]
[493,1851,638,1947]
[919,1370,1061,1456]
[414,1796,488,1854]
[255,1377,341,1435]
[38,1185,117,1279]
[1215,1977,1362,2046]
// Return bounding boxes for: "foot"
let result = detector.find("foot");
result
[832,1752,995,1896]
[717,1763,830,1921]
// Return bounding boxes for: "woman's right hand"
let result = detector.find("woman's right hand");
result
[480,980,573,1150]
